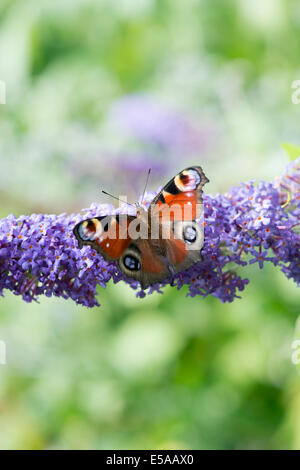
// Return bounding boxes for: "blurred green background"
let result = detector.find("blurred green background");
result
[0,0,300,449]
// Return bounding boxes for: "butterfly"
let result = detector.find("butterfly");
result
[73,166,209,289]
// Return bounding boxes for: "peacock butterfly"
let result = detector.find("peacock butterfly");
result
[74,166,209,288]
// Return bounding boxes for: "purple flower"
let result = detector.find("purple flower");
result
[274,157,300,196]
[0,158,299,307]
[249,250,273,269]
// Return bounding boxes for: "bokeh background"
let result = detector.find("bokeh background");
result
[0,0,300,449]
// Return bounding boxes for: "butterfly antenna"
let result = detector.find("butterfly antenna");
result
[101,190,135,207]
[141,168,151,202]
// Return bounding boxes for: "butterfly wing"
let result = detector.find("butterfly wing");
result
[73,215,135,261]
[149,166,209,275]
[74,214,169,288]
[118,239,170,288]
[150,166,209,221]
[164,221,205,274]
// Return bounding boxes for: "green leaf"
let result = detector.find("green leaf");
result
[281,142,300,161]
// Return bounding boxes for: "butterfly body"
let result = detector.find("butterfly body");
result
[74,166,209,289]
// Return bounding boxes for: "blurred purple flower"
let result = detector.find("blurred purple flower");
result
[63,95,218,201]
[0,158,299,307]
[109,94,212,154]
[274,156,300,195]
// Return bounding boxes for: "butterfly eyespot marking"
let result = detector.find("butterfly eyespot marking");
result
[124,254,141,271]
[119,245,142,274]
[175,169,201,192]
[87,220,95,229]
[78,218,99,241]
[183,225,197,243]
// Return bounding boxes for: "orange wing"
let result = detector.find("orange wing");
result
[150,166,209,221]
[73,215,135,261]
